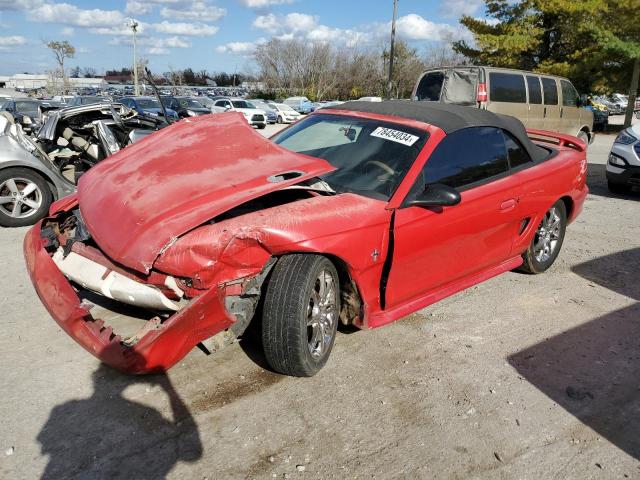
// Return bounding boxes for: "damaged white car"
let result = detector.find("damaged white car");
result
[0,103,166,227]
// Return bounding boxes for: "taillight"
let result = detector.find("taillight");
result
[477,83,488,103]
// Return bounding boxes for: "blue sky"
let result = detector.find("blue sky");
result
[0,0,486,76]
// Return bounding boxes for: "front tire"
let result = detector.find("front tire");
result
[520,200,567,274]
[0,168,52,228]
[262,255,340,377]
[577,130,589,146]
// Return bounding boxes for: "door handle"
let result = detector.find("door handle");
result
[560,107,564,118]
[500,199,517,211]
[543,107,547,118]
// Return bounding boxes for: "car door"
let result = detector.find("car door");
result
[526,75,545,130]
[385,127,524,308]
[541,77,561,132]
[559,79,581,136]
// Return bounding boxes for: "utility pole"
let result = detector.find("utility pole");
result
[128,19,140,96]
[387,0,398,100]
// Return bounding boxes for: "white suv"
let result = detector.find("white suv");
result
[211,98,267,129]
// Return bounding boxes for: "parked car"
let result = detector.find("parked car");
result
[284,96,313,114]
[412,66,594,145]
[211,98,267,128]
[268,102,302,123]
[246,100,278,124]
[52,95,74,105]
[1,99,44,133]
[161,96,210,118]
[606,123,640,193]
[0,103,165,227]
[585,98,608,131]
[358,96,383,102]
[316,101,345,109]
[119,96,179,120]
[67,96,111,107]
[24,102,587,376]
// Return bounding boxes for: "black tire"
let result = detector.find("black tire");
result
[277,115,283,124]
[262,254,340,377]
[258,124,266,129]
[577,130,589,146]
[0,168,52,228]
[520,200,567,274]
[608,181,631,194]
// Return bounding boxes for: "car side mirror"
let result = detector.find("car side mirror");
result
[577,94,588,107]
[406,183,461,208]
[224,105,231,111]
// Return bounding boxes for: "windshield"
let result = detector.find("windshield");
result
[196,97,213,108]
[272,113,428,200]
[138,98,161,109]
[279,104,295,112]
[253,101,273,111]
[178,98,205,108]
[15,101,40,114]
[232,100,252,109]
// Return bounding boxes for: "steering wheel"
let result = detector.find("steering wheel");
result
[364,160,395,176]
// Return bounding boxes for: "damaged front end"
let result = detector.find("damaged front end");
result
[25,207,275,374]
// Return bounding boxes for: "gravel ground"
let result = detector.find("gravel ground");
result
[1,117,639,479]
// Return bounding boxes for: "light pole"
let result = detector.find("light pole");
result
[127,19,140,96]
[387,0,398,100]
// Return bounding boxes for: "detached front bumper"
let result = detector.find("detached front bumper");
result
[23,221,235,374]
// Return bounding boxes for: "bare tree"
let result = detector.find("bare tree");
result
[45,40,75,94]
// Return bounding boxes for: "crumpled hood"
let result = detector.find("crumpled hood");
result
[78,112,335,273]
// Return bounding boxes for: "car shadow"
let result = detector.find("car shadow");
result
[36,361,202,479]
[587,162,640,201]
[508,248,640,460]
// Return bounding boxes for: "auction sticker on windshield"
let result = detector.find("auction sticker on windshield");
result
[370,127,419,146]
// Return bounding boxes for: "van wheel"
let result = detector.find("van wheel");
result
[519,201,567,274]
[0,168,52,228]
[577,131,589,146]
[262,255,340,377]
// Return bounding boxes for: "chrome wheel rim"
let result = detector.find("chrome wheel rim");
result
[307,269,338,359]
[533,207,561,263]
[0,177,42,219]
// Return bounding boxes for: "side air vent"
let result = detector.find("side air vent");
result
[519,217,531,235]
[267,171,305,183]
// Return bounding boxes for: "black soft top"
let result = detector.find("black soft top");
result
[327,100,548,162]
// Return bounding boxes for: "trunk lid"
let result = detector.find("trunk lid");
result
[78,112,334,273]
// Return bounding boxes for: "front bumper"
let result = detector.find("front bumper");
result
[24,221,235,374]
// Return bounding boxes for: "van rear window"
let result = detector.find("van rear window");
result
[542,78,558,105]
[415,72,444,101]
[489,73,526,103]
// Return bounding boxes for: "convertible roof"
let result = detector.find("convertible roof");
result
[327,100,548,162]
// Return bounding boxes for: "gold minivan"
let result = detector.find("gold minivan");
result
[412,66,594,144]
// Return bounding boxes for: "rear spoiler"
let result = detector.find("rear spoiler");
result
[526,129,586,152]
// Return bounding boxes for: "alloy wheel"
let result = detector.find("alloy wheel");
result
[0,177,43,219]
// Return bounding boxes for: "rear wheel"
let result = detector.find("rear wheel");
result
[277,115,283,124]
[262,254,340,377]
[520,201,567,274]
[0,168,52,227]
[577,130,589,146]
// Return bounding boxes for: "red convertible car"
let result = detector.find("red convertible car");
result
[24,102,588,376]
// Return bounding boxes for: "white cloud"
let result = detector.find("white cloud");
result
[28,3,126,28]
[0,35,27,46]
[161,1,226,22]
[216,38,265,54]
[125,1,153,15]
[147,46,170,55]
[253,12,316,34]
[440,0,483,18]
[90,23,149,36]
[152,20,218,36]
[0,0,44,11]
[393,14,458,41]
[239,0,293,8]
[61,27,74,36]
[109,35,191,48]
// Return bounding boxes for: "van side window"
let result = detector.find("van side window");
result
[422,127,509,189]
[560,80,579,107]
[526,76,542,104]
[542,78,558,105]
[502,130,532,168]
[489,73,526,103]
[415,72,444,101]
